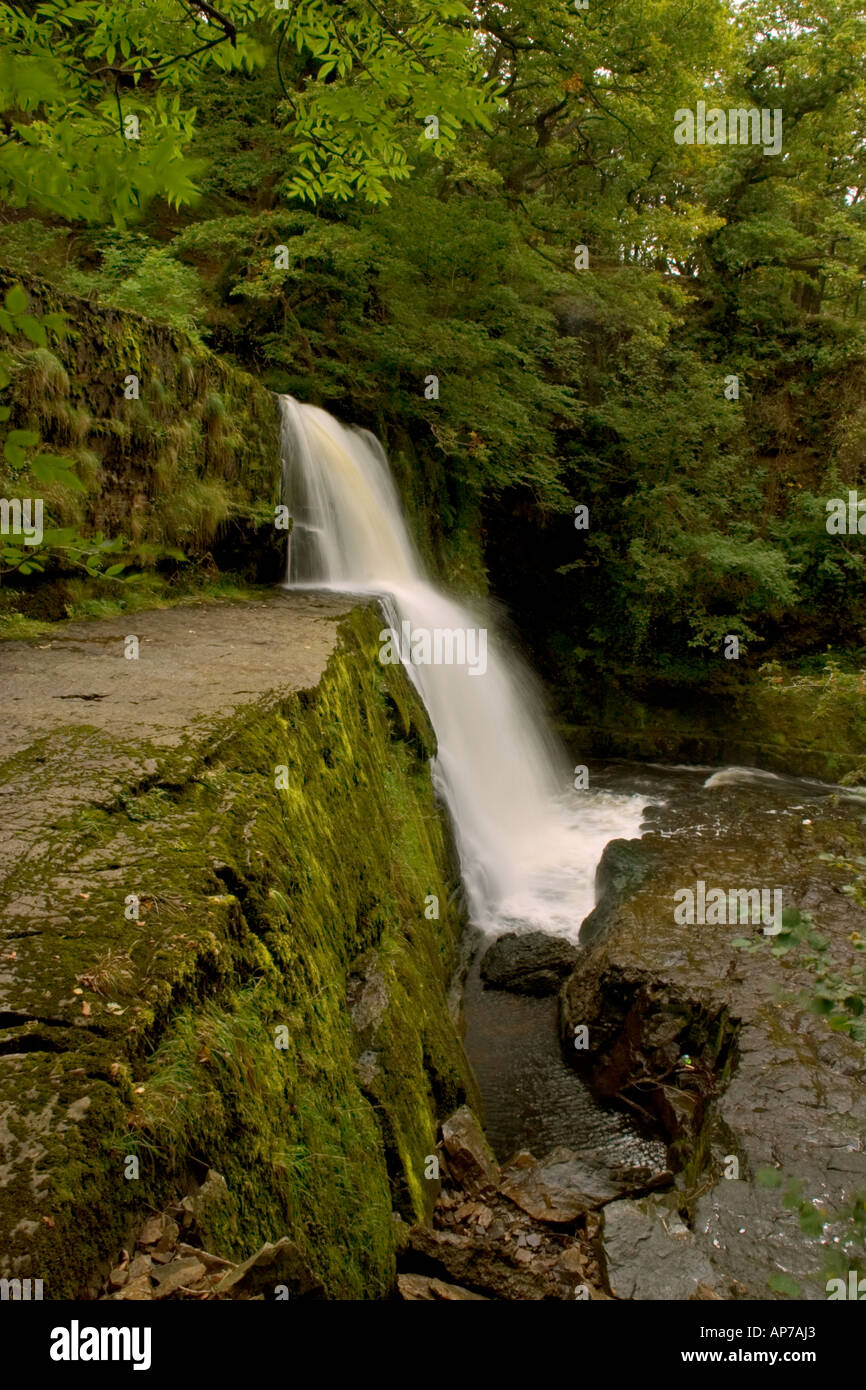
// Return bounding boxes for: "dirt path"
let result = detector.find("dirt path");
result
[0,592,354,882]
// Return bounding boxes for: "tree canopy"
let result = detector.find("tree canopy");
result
[3,0,866,695]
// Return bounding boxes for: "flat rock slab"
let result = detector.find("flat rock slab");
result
[501,1146,671,1223]
[603,1197,720,1301]
[398,1273,488,1301]
[0,591,353,877]
[0,592,355,1288]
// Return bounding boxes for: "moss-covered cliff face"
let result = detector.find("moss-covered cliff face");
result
[0,270,491,632]
[0,268,284,624]
[558,660,866,786]
[0,594,479,1299]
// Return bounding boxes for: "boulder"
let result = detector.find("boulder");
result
[214,1238,325,1300]
[441,1106,500,1197]
[579,838,652,945]
[479,931,579,996]
[602,1198,720,1301]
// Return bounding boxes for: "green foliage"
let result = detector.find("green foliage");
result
[4,0,866,697]
[97,234,207,339]
[0,0,496,224]
[0,284,132,580]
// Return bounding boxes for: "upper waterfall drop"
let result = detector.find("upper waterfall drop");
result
[279,395,645,937]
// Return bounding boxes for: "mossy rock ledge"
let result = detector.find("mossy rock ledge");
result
[0,593,479,1299]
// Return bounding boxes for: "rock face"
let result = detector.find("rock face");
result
[479,932,578,995]
[0,598,479,1298]
[560,796,866,1299]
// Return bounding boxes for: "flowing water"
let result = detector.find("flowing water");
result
[279,395,667,1162]
[279,396,647,941]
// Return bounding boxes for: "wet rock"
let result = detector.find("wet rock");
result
[214,1237,326,1300]
[579,839,652,946]
[501,1146,669,1223]
[560,796,866,1298]
[602,1198,720,1301]
[479,932,579,996]
[441,1106,500,1197]
[398,1273,488,1301]
[151,1257,206,1299]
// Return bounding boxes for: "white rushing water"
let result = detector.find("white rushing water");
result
[279,396,646,940]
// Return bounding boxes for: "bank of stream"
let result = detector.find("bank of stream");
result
[458,759,866,1299]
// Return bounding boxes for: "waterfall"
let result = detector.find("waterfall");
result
[279,396,645,938]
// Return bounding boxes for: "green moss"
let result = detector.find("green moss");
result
[0,267,284,615]
[0,604,478,1299]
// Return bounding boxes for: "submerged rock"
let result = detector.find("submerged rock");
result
[479,931,579,995]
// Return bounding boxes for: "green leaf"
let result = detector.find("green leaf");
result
[17,315,47,347]
[4,285,27,315]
